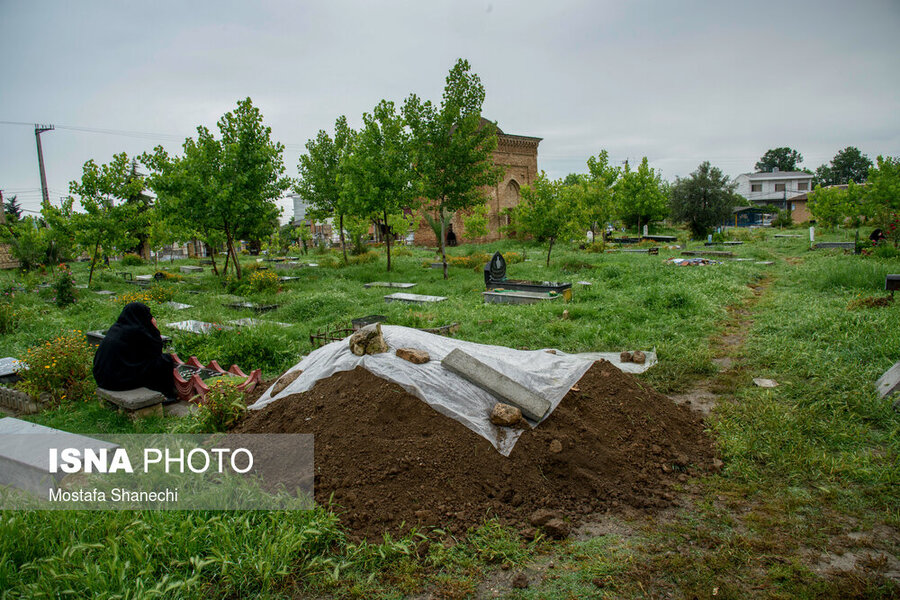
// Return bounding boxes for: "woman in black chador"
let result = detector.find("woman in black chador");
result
[93,302,175,398]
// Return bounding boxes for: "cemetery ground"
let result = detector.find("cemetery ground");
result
[0,228,898,599]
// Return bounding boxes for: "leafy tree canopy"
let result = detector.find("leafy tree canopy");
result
[615,157,668,232]
[515,173,579,266]
[669,161,738,239]
[756,147,803,173]
[815,146,873,186]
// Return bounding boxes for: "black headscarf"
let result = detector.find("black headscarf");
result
[93,302,174,396]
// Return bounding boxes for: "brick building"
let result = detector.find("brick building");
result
[414,122,541,246]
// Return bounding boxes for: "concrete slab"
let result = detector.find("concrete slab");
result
[134,274,154,281]
[682,250,734,257]
[774,234,802,238]
[97,387,165,410]
[813,242,855,250]
[441,348,551,421]
[278,276,301,282]
[166,320,232,334]
[753,378,779,388]
[0,358,24,379]
[875,361,900,398]
[227,318,292,328]
[0,417,118,496]
[755,261,775,265]
[482,290,563,305]
[384,293,447,304]
[165,301,193,310]
[364,282,416,289]
[93,290,115,295]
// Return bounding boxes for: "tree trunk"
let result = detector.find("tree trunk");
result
[384,210,392,272]
[229,237,242,279]
[209,246,219,276]
[440,207,448,280]
[546,238,554,267]
[339,213,347,264]
[88,238,101,287]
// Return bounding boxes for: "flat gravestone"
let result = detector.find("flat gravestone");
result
[755,261,775,265]
[227,318,292,328]
[384,293,447,304]
[813,242,855,250]
[0,358,24,384]
[774,234,802,238]
[97,387,166,417]
[94,290,115,295]
[483,290,563,305]
[86,330,172,347]
[166,320,232,334]
[364,282,416,289]
[0,417,119,497]
[165,301,193,310]
[179,265,203,274]
[225,302,279,313]
[682,250,734,257]
[75,284,88,289]
[135,274,154,281]
[875,361,900,399]
[279,276,301,282]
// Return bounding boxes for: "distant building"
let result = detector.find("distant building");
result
[414,121,541,246]
[734,168,815,213]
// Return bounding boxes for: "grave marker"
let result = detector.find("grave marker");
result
[166,320,232,334]
[384,293,447,304]
[483,290,563,305]
[364,282,416,289]
[875,361,900,399]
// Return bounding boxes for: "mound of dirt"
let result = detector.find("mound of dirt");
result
[234,361,716,539]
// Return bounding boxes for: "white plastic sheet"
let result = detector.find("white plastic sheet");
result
[249,326,654,455]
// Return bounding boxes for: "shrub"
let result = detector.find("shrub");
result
[52,264,78,308]
[248,270,279,294]
[19,331,96,404]
[392,245,413,257]
[771,209,794,228]
[115,285,176,306]
[154,270,183,281]
[347,251,378,265]
[120,253,144,267]
[196,378,246,431]
[0,302,17,334]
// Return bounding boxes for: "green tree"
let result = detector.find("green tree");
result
[814,146,873,186]
[342,100,417,272]
[296,116,354,264]
[579,150,621,238]
[615,157,667,233]
[69,152,143,285]
[4,196,22,222]
[145,98,289,279]
[669,162,738,239]
[755,147,803,173]
[807,183,865,228]
[404,58,503,279]
[217,98,290,278]
[864,155,900,237]
[515,173,577,266]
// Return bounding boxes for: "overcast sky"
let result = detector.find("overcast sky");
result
[2,0,898,221]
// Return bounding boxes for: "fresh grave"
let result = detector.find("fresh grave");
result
[238,329,715,539]
[171,355,260,404]
[483,252,572,300]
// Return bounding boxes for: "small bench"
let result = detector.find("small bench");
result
[97,387,166,419]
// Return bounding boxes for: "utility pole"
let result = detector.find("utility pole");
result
[34,124,55,210]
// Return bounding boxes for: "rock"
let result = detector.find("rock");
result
[349,323,388,356]
[511,573,529,589]
[632,350,646,364]
[490,403,523,427]
[549,439,563,454]
[619,351,633,363]
[272,369,302,395]
[395,348,430,364]
[542,518,571,539]
[753,377,778,388]
[529,509,559,527]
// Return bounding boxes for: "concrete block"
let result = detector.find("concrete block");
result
[97,387,165,410]
[482,291,563,305]
[0,417,118,496]
[875,361,900,399]
[364,282,416,288]
[384,293,447,304]
[441,348,550,421]
[180,265,203,273]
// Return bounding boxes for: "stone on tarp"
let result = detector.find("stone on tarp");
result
[619,351,633,363]
[490,403,522,427]
[395,348,430,364]
[632,350,646,364]
[272,370,303,395]
[441,348,551,421]
[349,323,389,356]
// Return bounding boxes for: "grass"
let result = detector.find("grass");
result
[1,227,899,598]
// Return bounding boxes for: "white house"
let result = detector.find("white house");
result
[734,168,815,211]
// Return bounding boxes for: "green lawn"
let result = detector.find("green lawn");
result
[1,228,898,598]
